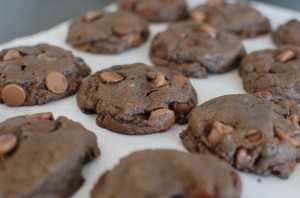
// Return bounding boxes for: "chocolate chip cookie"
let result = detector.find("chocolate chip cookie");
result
[77,63,198,135]
[239,46,300,104]
[273,19,300,46]
[119,0,188,22]
[0,43,90,106]
[190,0,270,38]
[91,149,241,198]
[150,20,246,78]
[66,10,149,54]
[180,94,300,178]
[0,112,100,197]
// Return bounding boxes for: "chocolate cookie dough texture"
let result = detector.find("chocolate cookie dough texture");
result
[119,0,188,22]
[0,112,100,198]
[150,20,246,78]
[66,10,149,54]
[0,44,90,106]
[273,19,300,46]
[180,94,300,178]
[91,150,241,198]
[190,0,270,38]
[239,46,300,104]
[77,63,198,135]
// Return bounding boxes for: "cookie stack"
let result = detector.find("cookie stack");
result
[1,0,300,197]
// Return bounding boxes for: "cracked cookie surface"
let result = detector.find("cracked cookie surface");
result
[150,20,245,78]
[190,0,270,38]
[92,149,241,198]
[77,63,198,135]
[0,112,100,198]
[119,0,188,22]
[239,46,300,104]
[180,94,300,178]
[66,10,149,54]
[0,43,90,106]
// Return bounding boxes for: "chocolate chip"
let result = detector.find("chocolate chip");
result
[148,109,175,131]
[37,53,57,62]
[245,131,262,142]
[235,148,252,171]
[113,25,132,36]
[171,102,194,114]
[0,133,18,156]
[100,72,124,84]
[169,75,187,86]
[185,179,215,198]
[191,10,206,23]
[199,25,217,39]
[152,72,167,88]
[45,72,68,94]
[2,84,26,107]
[276,50,296,63]
[2,49,22,61]
[274,127,300,148]
[253,91,273,101]
[286,115,300,128]
[208,121,234,146]
[85,10,102,22]
[25,112,54,120]
[207,0,223,6]
[257,64,270,73]
[30,120,56,133]
[124,34,139,47]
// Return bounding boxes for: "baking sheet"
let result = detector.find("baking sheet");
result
[1,0,300,197]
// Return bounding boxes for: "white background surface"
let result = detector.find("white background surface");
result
[1,0,300,197]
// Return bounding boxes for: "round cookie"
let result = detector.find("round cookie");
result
[66,10,149,54]
[91,149,241,198]
[150,20,246,78]
[239,46,300,104]
[180,94,300,179]
[190,0,270,38]
[0,112,100,197]
[0,43,91,106]
[119,0,188,22]
[273,19,300,46]
[77,63,198,135]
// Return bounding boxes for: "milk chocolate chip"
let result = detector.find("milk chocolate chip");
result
[100,72,124,84]
[85,10,102,22]
[152,73,167,88]
[37,53,57,62]
[25,112,54,120]
[276,50,296,63]
[208,121,234,146]
[2,84,26,107]
[199,25,217,39]
[45,72,68,94]
[2,49,22,61]
[274,127,300,148]
[0,133,18,156]
[191,10,206,23]
[148,109,175,131]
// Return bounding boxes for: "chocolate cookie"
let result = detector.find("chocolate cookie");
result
[180,94,300,178]
[66,10,149,54]
[77,63,198,135]
[91,149,241,198]
[239,46,300,103]
[0,112,100,197]
[0,43,90,106]
[190,0,270,38]
[150,21,246,78]
[273,19,300,46]
[119,0,188,22]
